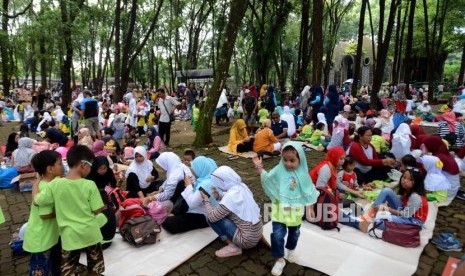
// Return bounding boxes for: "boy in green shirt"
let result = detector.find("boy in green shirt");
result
[24,150,64,276]
[33,145,107,275]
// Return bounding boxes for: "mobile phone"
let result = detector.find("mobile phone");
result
[198,186,211,198]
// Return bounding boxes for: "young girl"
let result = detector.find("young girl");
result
[369,168,429,232]
[24,150,64,276]
[310,122,329,146]
[337,155,365,198]
[253,142,318,276]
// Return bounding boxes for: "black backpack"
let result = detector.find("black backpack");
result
[310,187,340,231]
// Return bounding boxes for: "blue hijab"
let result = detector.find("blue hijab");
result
[191,156,220,205]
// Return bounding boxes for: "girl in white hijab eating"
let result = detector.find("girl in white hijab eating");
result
[125,146,159,199]
[200,166,262,258]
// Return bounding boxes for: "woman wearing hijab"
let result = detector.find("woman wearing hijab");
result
[317,112,329,135]
[5,132,19,158]
[410,124,428,149]
[12,137,37,173]
[146,126,164,159]
[92,139,114,169]
[391,123,414,160]
[280,106,296,137]
[253,119,281,154]
[437,111,465,147]
[37,112,53,133]
[77,128,94,149]
[111,111,125,140]
[423,136,460,205]
[228,119,253,153]
[125,146,160,199]
[378,109,393,140]
[300,85,311,114]
[324,85,341,133]
[200,166,263,258]
[163,156,219,234]
[145,152,194,204]
[327,117,351,150]
[86,156,117,190]
[420,155,451,205]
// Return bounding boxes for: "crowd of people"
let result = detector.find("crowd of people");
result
[1,81,465,276]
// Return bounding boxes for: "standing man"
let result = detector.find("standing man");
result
[80,90,100,138]
[157,88,180,147]
[185,83,198,120]
[242,89,258,134]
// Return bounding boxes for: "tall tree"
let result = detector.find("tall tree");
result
[193,0,248,147]
[458,42,465,86]
[403,0,416,97]
[295,0,310,91]
[370,0,401,107]
[351,0,367,96]
[311,0,323,84]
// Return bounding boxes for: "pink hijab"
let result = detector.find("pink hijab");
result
[92,140,108,157]
[440,111,457,132]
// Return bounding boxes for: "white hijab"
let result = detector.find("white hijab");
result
[25,105,34,119]
[125,146,154,189]
[13,137,37,167]
[391,123,412,159]
[37,112,53,132]
[301,85,310,97]
[211,166,260,224]
[280,106,296,137]
[156,152,195,186]
[420,155,451,191]
[216,89,228,108]
[317,112,328,134]
[54,106,65,122]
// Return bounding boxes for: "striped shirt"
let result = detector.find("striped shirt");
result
[204,202,263,249]
[437,121,464,147]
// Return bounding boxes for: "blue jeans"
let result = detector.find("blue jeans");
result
[373,188,403,210]
[270,222,300,258]
[29,243,61,276]
[339,212,360,229]
[208,217,237,242]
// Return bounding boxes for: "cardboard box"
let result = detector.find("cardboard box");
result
[10,172,38,192]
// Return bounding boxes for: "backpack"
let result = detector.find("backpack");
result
[312,187,340,231]
[107,187,128,211]
[120,215,161,247]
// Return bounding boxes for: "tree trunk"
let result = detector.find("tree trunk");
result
[351,0,367,96]
[193,0,248,147]
[295,0,310,91]
[1,0,11,96]
[371,0,400,107]
[311,0,323,84]
[403,0,416,98]
[114,0,122,100]
[458,42,465,86]
[39,36,47,92]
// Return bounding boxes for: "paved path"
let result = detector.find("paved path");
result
[0,121,464,275]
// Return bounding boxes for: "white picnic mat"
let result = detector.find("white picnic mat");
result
[263,202,438,276]
[80,227,217,276]
[419,121,438,128]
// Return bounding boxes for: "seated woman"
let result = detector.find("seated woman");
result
[391,123,414,160]
[327,117,351,150]
[423,136,460,205]
[125,146,160,199]
[366,169,428,232]
[348,126,397,184]
[410,124,428,149]
[147,152,195,204]
[11,137,37,173]
[163,156,218,234]
[146,126,164,159]
[437,111,465,148]
[201,166,263,258]
[416,100,434,122]
[86,156,117,190]
[5,132,19,158]
[253,119,281,156]
[420,155,450,204]
[280,106,296,137]
[92,140,114,169]
[77,128,94,149]
[228,119,254,153]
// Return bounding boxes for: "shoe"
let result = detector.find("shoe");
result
[431,232,456,245]
[436,239,463,252]
[271,259,286,276]
[285,249,297,263]
[215,243,242,258]
[457,191,465,201]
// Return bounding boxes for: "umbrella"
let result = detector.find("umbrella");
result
[343,79,353,84]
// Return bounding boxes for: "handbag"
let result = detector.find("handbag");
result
[161,99,175,122]
[369,220,421,248]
